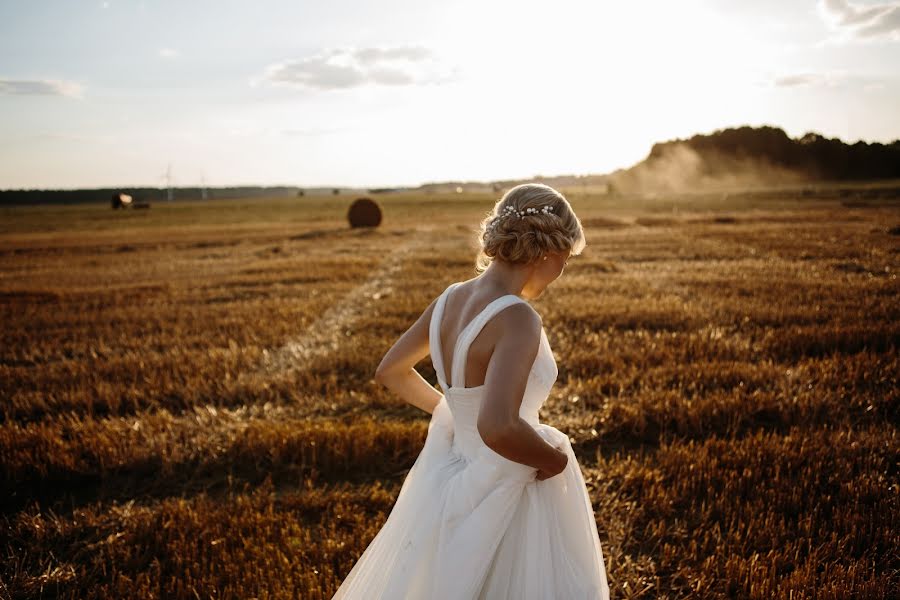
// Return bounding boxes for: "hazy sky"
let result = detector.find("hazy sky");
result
[1,0,898,189]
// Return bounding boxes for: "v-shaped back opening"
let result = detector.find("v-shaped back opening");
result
[432,282,523,391]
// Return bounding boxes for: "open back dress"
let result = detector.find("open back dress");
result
[332,281,610,599]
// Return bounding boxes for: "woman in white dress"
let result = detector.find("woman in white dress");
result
[332,183,610,599]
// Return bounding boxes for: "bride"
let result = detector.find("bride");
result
[332,183,610,599]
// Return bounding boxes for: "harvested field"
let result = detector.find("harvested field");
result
[1,189,898,599]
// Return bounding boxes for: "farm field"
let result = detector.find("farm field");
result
[1,187,898,599]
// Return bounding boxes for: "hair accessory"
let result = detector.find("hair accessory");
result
[485,204,554,232]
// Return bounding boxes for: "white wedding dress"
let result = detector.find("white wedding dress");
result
[332,282,610,599]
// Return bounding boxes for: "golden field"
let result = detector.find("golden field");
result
[1,186,898,599]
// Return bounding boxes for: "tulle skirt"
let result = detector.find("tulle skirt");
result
[332,396,610,600]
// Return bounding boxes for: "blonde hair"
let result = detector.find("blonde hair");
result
[474,183,586,274]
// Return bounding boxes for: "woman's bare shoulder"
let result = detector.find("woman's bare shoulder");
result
[488,303,542,369]
[494,301,542,338]
[497,300,544,328]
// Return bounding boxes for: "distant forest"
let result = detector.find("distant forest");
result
[3,125,899,205]
[608,125,900,193]
[0,186,310,207]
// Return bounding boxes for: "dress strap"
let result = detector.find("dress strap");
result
[429,282,460,393]
[451,294,526,389]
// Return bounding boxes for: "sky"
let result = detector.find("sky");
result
[0,0,898,190]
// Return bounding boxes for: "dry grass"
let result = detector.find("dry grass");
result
[1,190,898,598]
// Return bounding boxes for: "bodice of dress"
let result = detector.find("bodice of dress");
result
[429,282,559,462]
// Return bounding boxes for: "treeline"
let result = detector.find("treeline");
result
[6,126,899,205]
[646,125,900,181]
[0,186,303,207]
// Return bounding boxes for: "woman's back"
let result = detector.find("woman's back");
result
[436,279,542,390]
[430,282,557,457]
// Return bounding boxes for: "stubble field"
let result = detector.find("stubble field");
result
[1,187,898,599]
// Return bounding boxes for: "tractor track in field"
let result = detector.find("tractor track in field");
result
[244,225,439,382]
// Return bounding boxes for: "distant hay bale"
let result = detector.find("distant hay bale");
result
[347,197,382,228]
[111,192,133,209]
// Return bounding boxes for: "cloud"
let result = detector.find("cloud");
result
[0,78,84,97]
[760,69,887,92]
[158,48,179,59]
[257,45,459,90]
[353,46,432,64]
[818,0,900,41]
[771,72,843,87]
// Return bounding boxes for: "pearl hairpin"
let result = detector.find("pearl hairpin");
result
[486,204,554,231]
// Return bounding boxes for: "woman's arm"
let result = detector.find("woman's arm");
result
[374,295,443,414]
[476,304,567,475]
[375,367,444,414]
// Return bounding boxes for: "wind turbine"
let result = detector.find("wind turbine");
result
[160,162,174,202]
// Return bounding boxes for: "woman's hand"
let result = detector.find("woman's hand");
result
[534,447,567,480]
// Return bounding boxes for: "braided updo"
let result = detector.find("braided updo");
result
[474,183,586,274]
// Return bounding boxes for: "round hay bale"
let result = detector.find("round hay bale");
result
[347,197,382,228]
[111,192,133,209]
